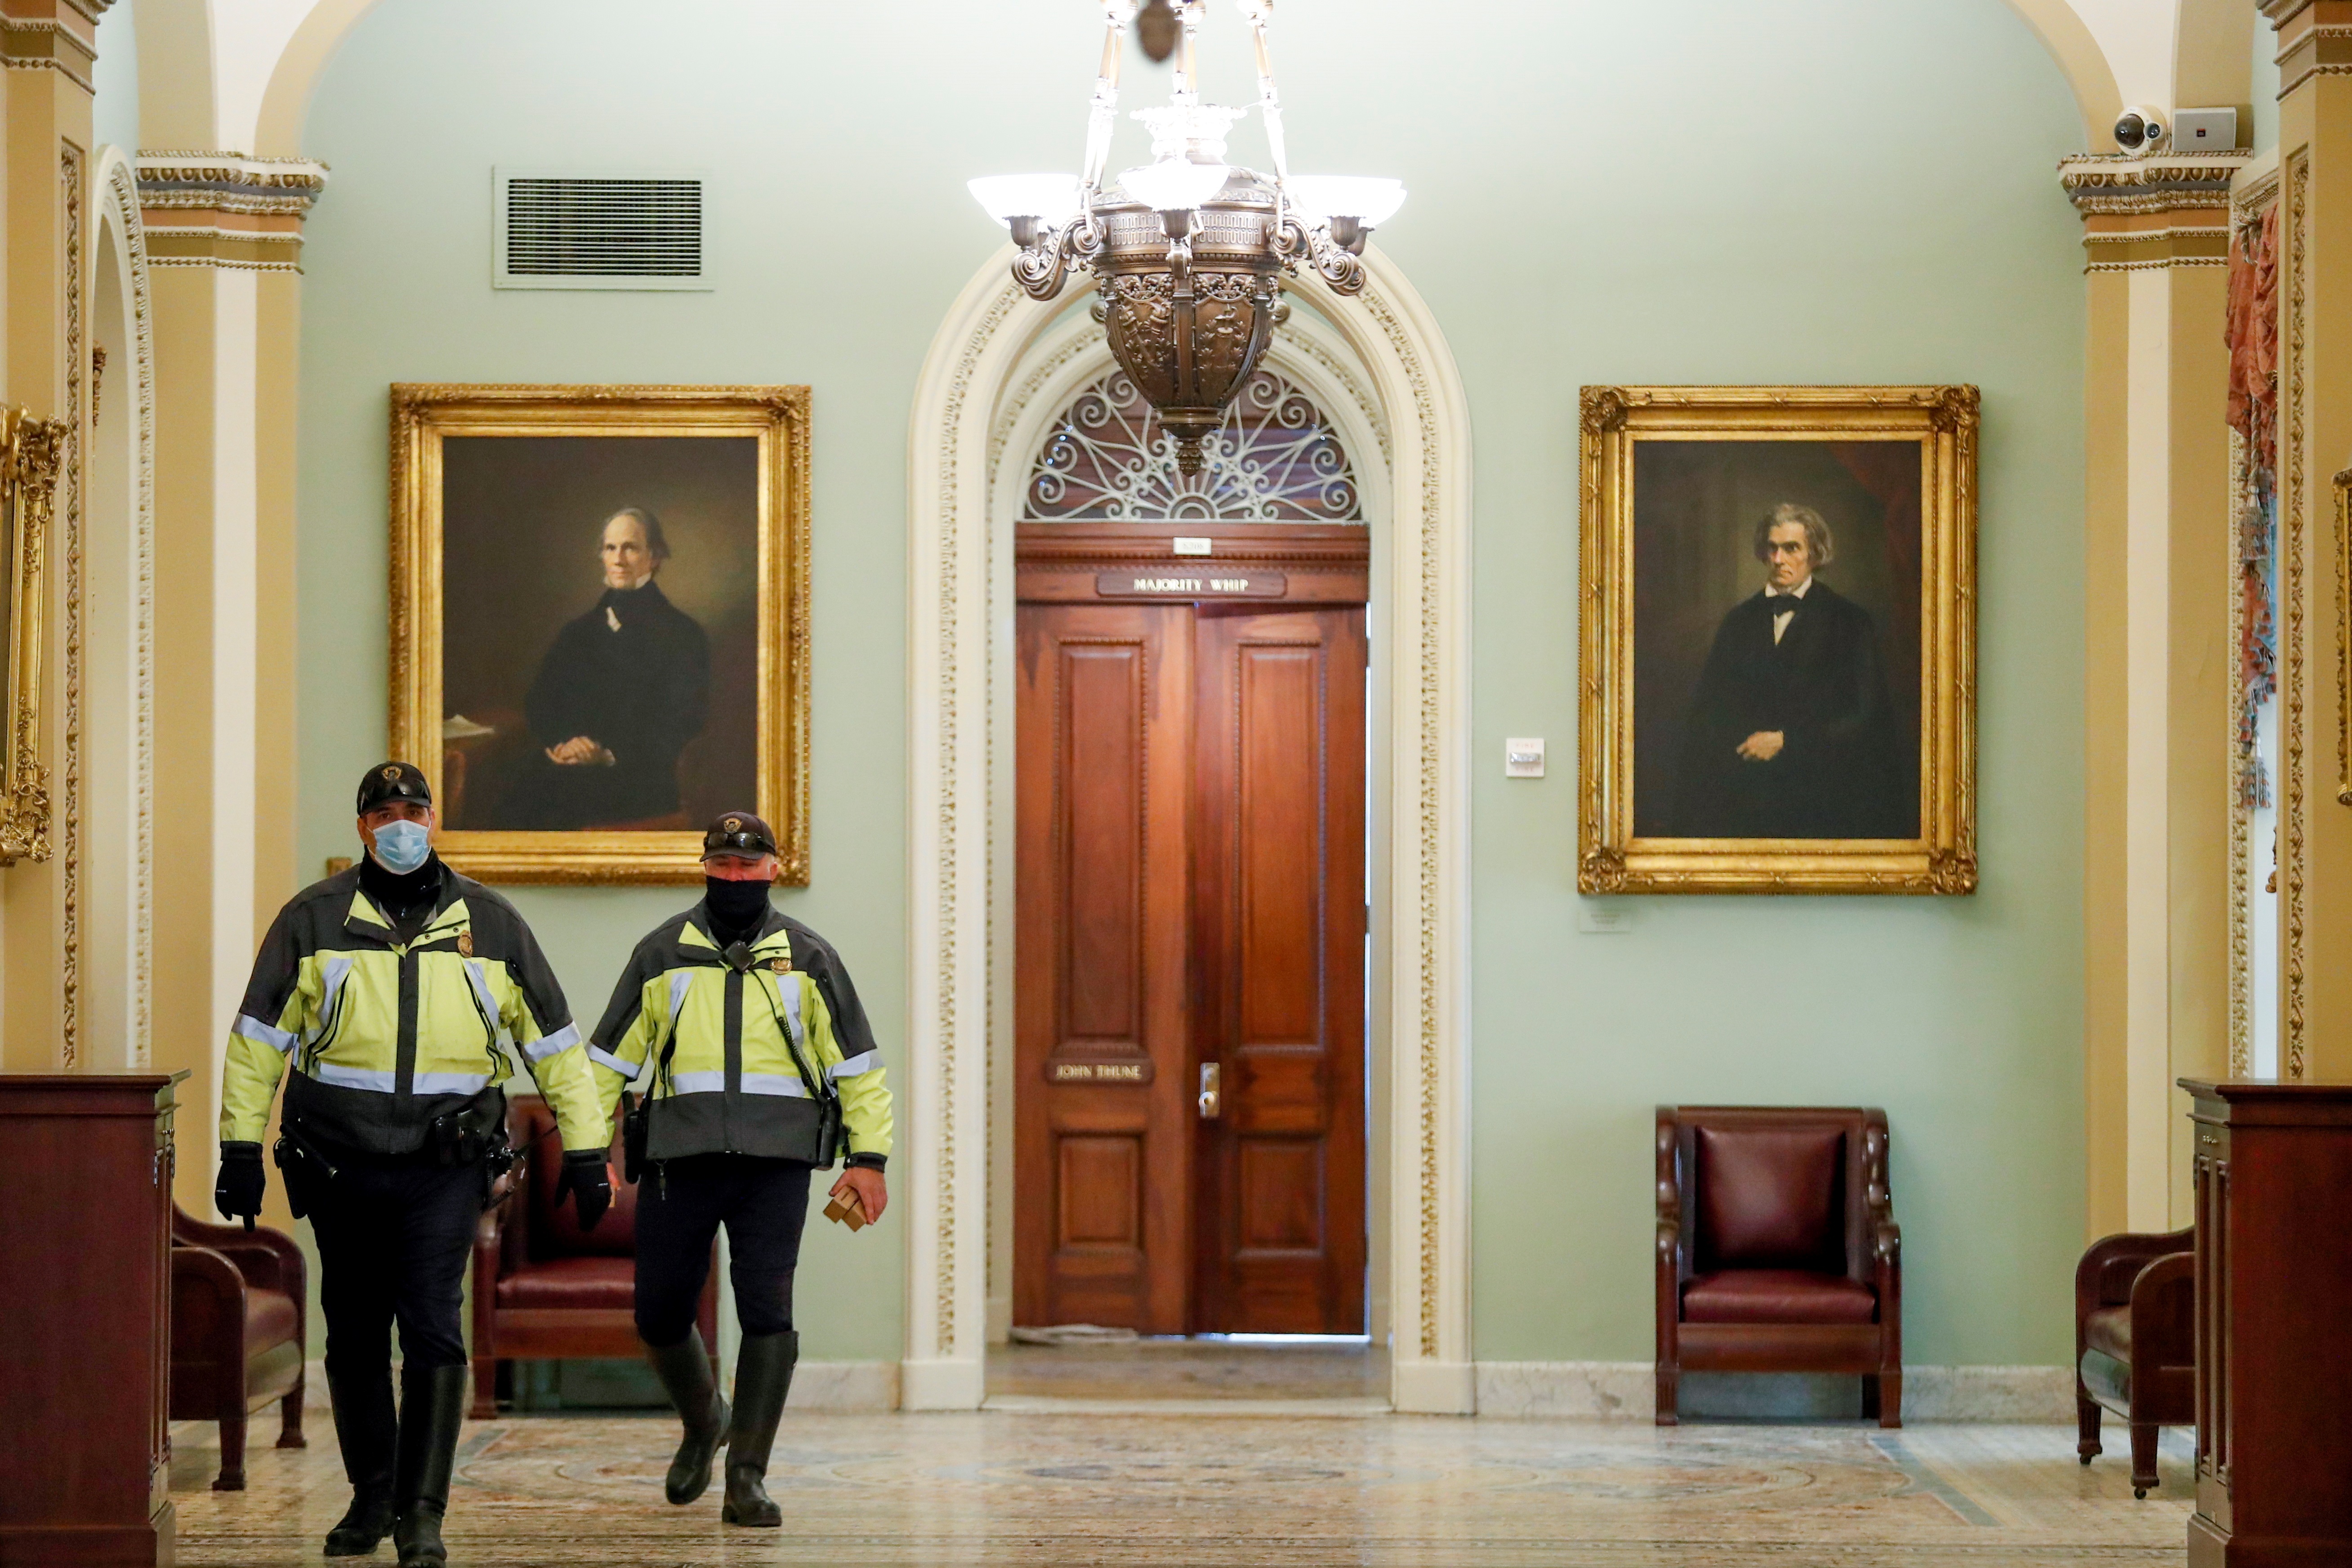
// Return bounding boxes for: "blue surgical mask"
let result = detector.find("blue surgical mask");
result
[370,819,433,875]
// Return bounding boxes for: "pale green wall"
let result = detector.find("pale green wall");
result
[92,0,137,155]
[299,0,2086,1369]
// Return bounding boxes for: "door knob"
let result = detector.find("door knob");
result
[1198,1062,1222,1120]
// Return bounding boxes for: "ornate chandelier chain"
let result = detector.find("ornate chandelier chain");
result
[971,0,1403,474]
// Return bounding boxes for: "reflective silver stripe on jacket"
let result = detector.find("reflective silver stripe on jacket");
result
[234,1013,298,1054]
[301,954,357,1049]
[309,1063,492,1095]
[518,1019,580,1063]
[586,1043,635,1077]
[667,1068,812,1099]
[830,1049,879,1079]
[464,959,515,1050]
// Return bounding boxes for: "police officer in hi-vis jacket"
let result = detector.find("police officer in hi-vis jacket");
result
[589,810,892,1528]
[213,762,614,1568]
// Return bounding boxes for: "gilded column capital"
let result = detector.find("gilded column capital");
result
[2058,152,2250,273]
[0,2,103,94]
[134,153,330,274]
[2263,0,2352,95]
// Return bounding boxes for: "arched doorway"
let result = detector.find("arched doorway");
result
[905,249,1472,1412]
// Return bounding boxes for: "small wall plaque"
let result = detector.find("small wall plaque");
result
[1047,1060,1154,1084]
[1096,571,1285,599]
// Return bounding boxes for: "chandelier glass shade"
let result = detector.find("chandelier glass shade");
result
[969,0,1404,474]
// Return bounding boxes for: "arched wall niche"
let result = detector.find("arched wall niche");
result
[906,243,1473,1411]
[82,148,157,1072]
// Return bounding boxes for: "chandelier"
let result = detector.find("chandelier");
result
[969,0,1404,475]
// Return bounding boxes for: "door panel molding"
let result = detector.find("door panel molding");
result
[907,247,1474,1412]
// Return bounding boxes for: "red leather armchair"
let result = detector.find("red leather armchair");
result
[1655,1105,1901,1427]
[470,1097,715,1417]
[170,1206,306,1490]
[2074,1227,2194,1497]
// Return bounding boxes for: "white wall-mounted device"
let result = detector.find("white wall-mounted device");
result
[2173,108,2239,151]
[1504,737,1545,778]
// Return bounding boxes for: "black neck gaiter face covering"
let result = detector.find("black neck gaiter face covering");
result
[704,876,772,945]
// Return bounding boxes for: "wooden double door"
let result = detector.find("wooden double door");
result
[1014,524,1367,1335]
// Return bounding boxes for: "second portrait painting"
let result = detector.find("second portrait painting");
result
[391,385,810,883]
[1580,385,1977,895]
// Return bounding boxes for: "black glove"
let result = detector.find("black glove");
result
[557,1148,612,1232]
[216,1142,266,1231]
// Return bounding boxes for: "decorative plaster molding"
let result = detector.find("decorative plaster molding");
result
[133,153,330,213]
[2283,150,2309,1080]
[98,153,156,1068]
[61,143,83,1066]
[0,16,97,96]
[133,154,326,273]
[2058,152,2249,215]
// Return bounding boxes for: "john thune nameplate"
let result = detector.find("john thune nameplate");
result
[1047,1060,1155,1083]
[1096,571,1286,599]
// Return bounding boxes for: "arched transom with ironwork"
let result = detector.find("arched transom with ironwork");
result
[1021,364,1364,524]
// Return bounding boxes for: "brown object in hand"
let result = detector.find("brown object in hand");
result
[825,1188,867,1231]
[1655,1105,1903,1428]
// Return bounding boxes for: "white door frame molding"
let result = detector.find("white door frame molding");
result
[903,245,1474,1412]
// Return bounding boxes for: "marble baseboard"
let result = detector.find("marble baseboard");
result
[783,1359,901,1410]
[1474,1362,2072,1422]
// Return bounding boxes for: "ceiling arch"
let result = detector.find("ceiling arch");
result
[202,0,2170,161]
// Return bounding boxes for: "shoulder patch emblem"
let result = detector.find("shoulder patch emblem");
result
[771,956,791,974]
[457,930,474,958]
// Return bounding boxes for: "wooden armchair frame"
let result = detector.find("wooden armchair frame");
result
[1655,1105,1901,1427]
[170,1206,307,1490]
[469,1112,716,1418]
[2074,1226,2194,1497]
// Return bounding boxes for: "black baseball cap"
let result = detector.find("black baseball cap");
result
[356,760,432,814]
[701,811,777,859]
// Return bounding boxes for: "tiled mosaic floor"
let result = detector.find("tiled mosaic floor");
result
[170,1412,2194,1565]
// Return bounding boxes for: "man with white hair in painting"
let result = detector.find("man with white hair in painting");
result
[492,505,711,831]
[1670,502,1910,840]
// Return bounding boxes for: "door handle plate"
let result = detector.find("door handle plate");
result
[1198,1062,1221,1120]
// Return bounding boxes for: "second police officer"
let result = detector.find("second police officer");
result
[589,810,892,1528]
[213,763,615,1568]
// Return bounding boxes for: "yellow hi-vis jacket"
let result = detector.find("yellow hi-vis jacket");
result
[220,862,608,1156]
[589,905,892,1166]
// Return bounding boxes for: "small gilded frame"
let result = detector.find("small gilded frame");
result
[0,409,63,867]
[1578,385,1978,895]
[389,384,811,883]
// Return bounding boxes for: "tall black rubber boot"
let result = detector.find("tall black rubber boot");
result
[323,1364,397,1556]
[719,1331,797,1528]
[643,1329,730,1505]
[390,1363,467,1568]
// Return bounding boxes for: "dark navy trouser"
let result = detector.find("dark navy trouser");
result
[634,1153,813,1347]
[298,1153,482,1376]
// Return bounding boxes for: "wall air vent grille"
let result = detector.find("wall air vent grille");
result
[494,170,711,290]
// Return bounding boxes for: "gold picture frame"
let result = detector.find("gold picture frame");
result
[0,408,63,867]
[389,384,811,884]
[1577,384,1978,895]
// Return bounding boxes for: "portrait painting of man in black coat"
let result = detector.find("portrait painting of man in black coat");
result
[488,507,711,830]
[1669,503,1914,840]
